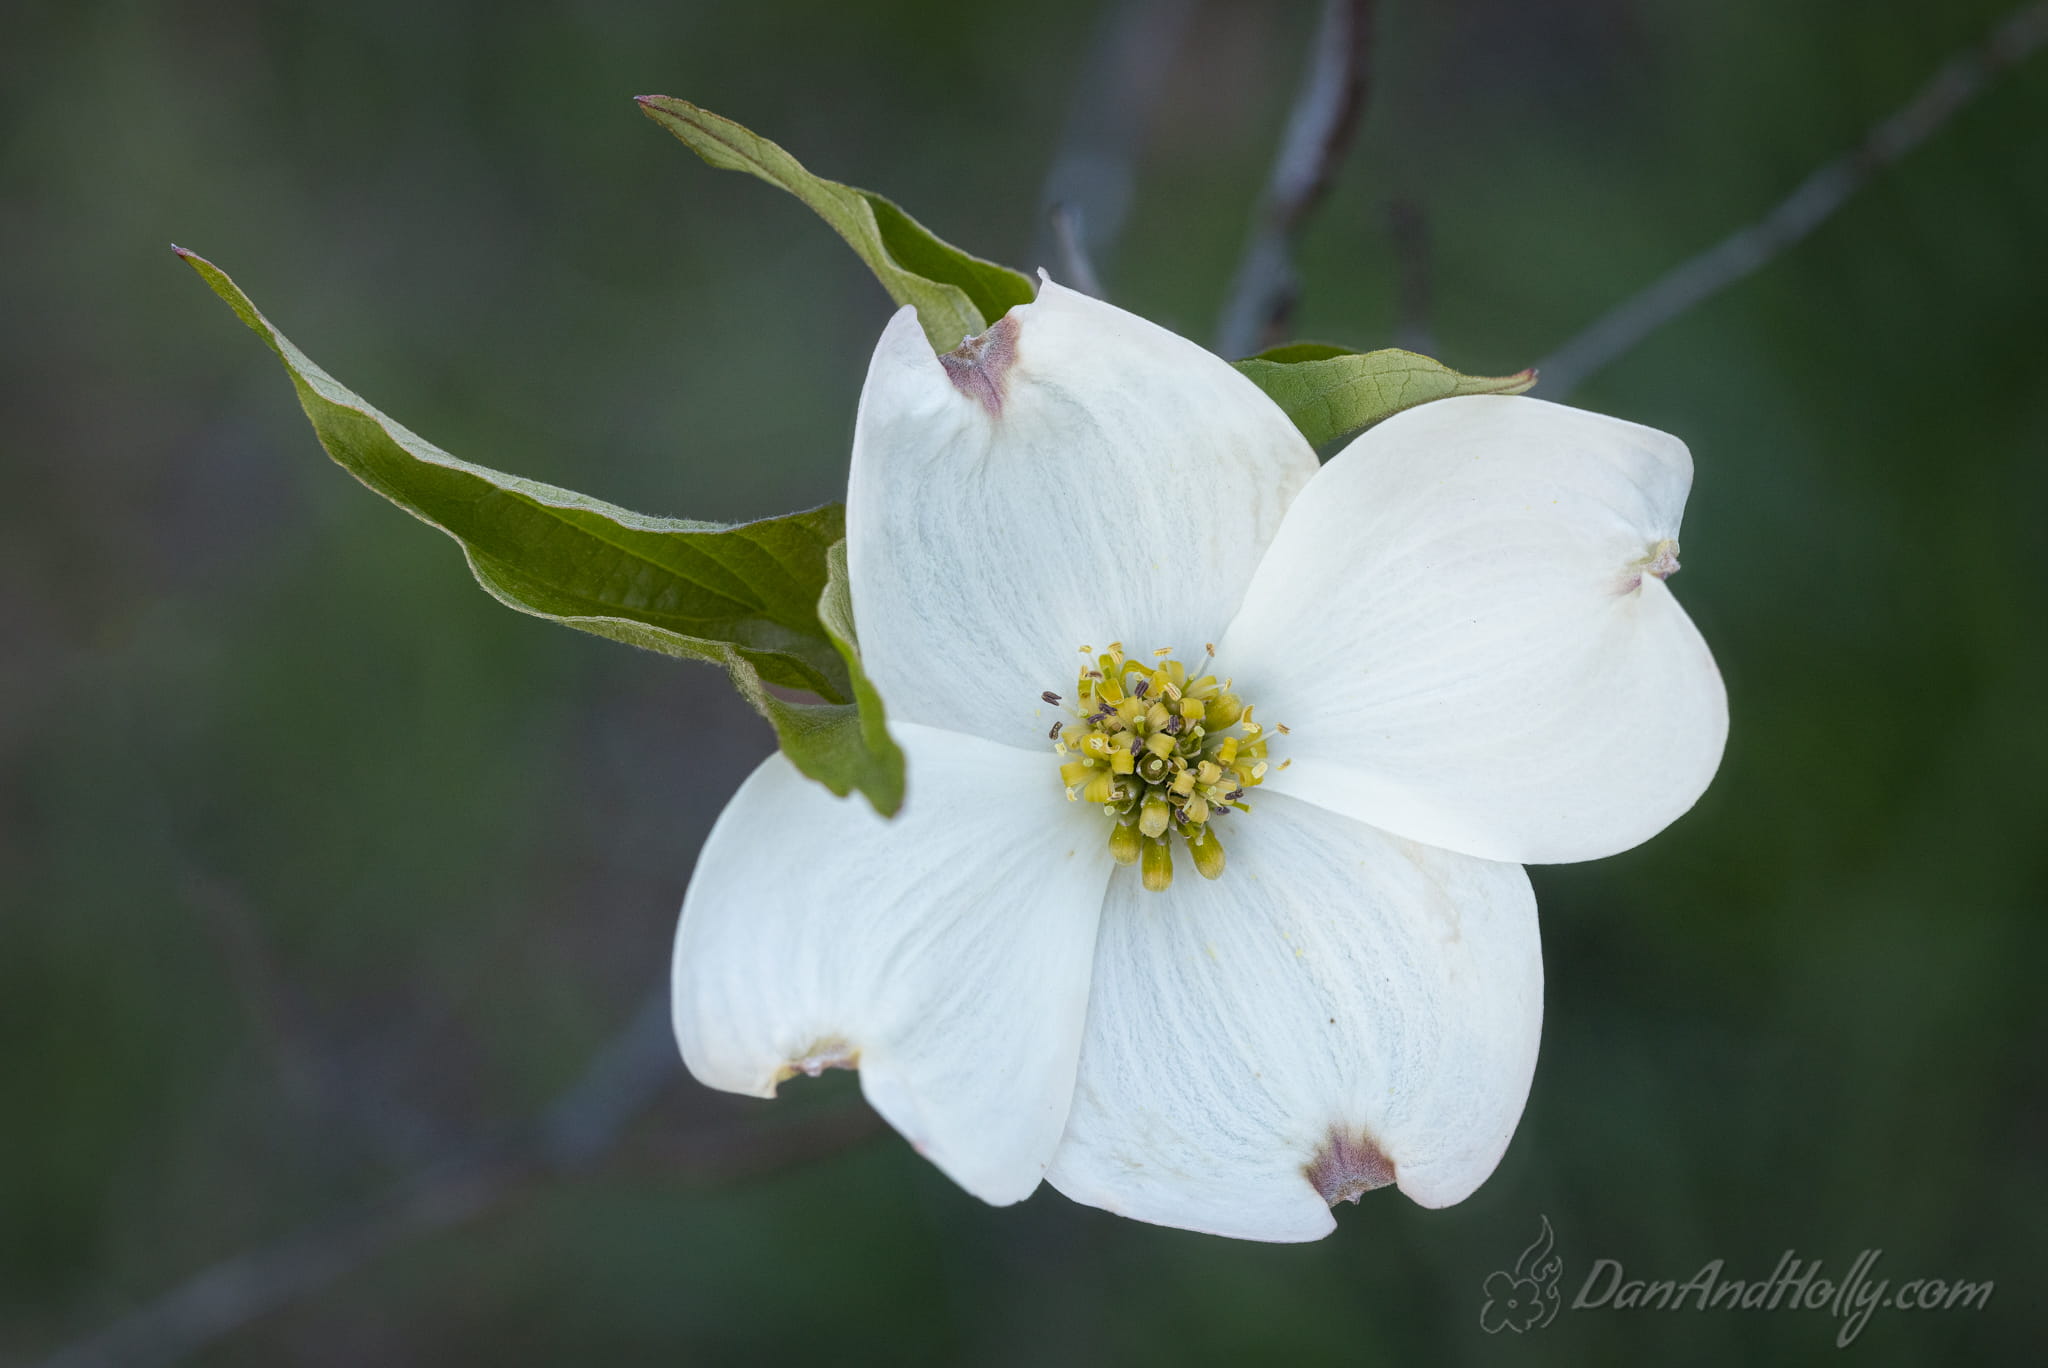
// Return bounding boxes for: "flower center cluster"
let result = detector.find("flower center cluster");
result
[1047,643,1283,892]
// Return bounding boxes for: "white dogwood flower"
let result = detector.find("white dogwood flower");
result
[672,279,1726,1242]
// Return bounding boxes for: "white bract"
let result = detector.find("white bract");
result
[671,279,1726,1242]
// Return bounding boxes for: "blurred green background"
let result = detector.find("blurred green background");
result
[5,0,2045,1363]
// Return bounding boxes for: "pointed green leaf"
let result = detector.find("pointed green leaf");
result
[637,96,1034,351]
[1233,344,1538,449]
[178,247,904,815]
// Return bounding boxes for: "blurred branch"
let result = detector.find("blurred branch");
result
[1388,198,1434,355]
[1536,0,2048,395]
[37,991,878,1368]
[1214,0,1376,358]
[616,1094,885,1178]
[41,1153,522,1368]
[1047,202,1107,299]
[1034,0,1194,296]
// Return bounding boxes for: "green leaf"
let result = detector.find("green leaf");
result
[637,96,1034,352]
[178,247,905,815]
[1233,344,1538,449]
[789,539,904,816]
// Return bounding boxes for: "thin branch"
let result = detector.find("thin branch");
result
[616,1096,886,1178]
[1387,197,1434,356]
[39,1152,526,1368]
[1047,202,1108,299]
[1033,0,1195,296]
[1214,0,1376,358]
[534,989,679,1171]
[36,991,878,1368]
[1535,0,2048,395]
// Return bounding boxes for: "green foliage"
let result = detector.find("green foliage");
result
[1234,344,1538,449]
[177,248,904,816]
[807,540,904,816]
[637,96,1035,351]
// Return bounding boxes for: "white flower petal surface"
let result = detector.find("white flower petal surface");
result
[1219,394,1727,865]
[672,722,1111,1205]
[1047,792,1541,1242]
[848,280,1318,750]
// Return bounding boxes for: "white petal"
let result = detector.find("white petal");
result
[848,281,1317,750]
[672,722,1111,1205]
[1046,793,1541,1241]
[1219,394,1727,865]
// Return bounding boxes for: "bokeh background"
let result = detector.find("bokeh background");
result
[6,0,2045,1363]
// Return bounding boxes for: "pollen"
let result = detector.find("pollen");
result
[1044,643,1279,892]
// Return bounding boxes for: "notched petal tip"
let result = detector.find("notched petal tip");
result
[773,1036,860,1085]
[1646,538,1681,580]
[1620,537,1683,593]
[1305,1127,1398,1207]
[937,313,1019,417]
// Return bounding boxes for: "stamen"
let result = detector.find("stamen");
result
[1042,690,1062,705]
[1141,837,1173,892]
[1139,796,1171,839]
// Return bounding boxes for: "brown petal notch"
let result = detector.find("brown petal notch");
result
[1305,1126,1397,1206]
[775,1036,859,1084]
[938,312,1019,417]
